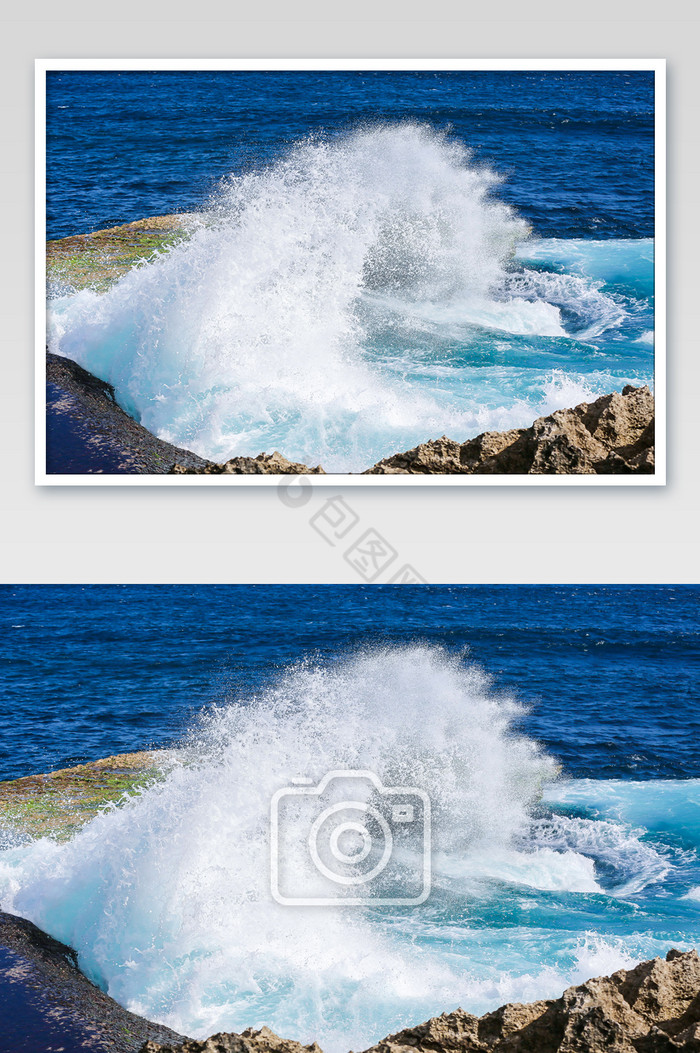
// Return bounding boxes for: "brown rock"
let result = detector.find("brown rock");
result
[365,386,655,475]
[170,451,325,475]
[140,1026,323,1053]
[359,949,700,1053]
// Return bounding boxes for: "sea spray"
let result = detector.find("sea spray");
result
[1,645,693,1051]
[47,124,652,471]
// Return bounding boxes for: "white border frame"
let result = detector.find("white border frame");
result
[35,58,666,487]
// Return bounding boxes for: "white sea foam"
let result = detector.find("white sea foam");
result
[503,269,626,340]
[526,814,671,896]
[47,124,644,470]
[432,844,602,894]
[635,330,655,345]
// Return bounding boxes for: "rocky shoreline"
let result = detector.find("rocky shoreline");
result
[0,912,697,1053]
[47,214,193,293]
[46,352,209,474]
[0,751,171,840]
[140,949,700,1052]
[364,385,654,475]
[0,910,184,1053]
[46,351,654,477]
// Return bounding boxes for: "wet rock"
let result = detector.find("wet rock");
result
[365,386,655,475]
[0,911,185,1052]
[47,214,194,293]
[0,751,172,841]
[46,352,209,475]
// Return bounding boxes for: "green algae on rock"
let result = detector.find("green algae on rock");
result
[46,214,195,293]
[0,751,172,841]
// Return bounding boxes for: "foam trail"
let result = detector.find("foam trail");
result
[47,124,645,471]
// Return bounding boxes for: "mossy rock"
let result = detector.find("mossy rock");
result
[0,751,172,841]
[46,214,196,293]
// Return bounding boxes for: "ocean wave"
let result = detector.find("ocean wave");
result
[1,648,689,1051]
[635,330,655,345]
[47,124,654,471]
[502,269,626,340]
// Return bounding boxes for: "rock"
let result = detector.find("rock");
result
[46,352,210,475]
[46,352,325,477]
[47,214,194,293]
[140,1027,323,1053]
[365,386,655,475]
[170,452,325,475]
[358,949,700,1053]
[138,950,700,1053]
[0,911,186,1052]
[0,751,172,841]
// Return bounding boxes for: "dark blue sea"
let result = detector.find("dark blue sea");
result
[46,70,654,242]
[46,71,657,471]
[1,585,695,781]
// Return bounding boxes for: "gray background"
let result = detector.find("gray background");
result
[1,3,696,584]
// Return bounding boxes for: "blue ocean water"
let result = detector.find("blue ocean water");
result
[46,72,656,471]
[46,71,654,242]
[0,587,698,1051]
[0,585,695,782]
